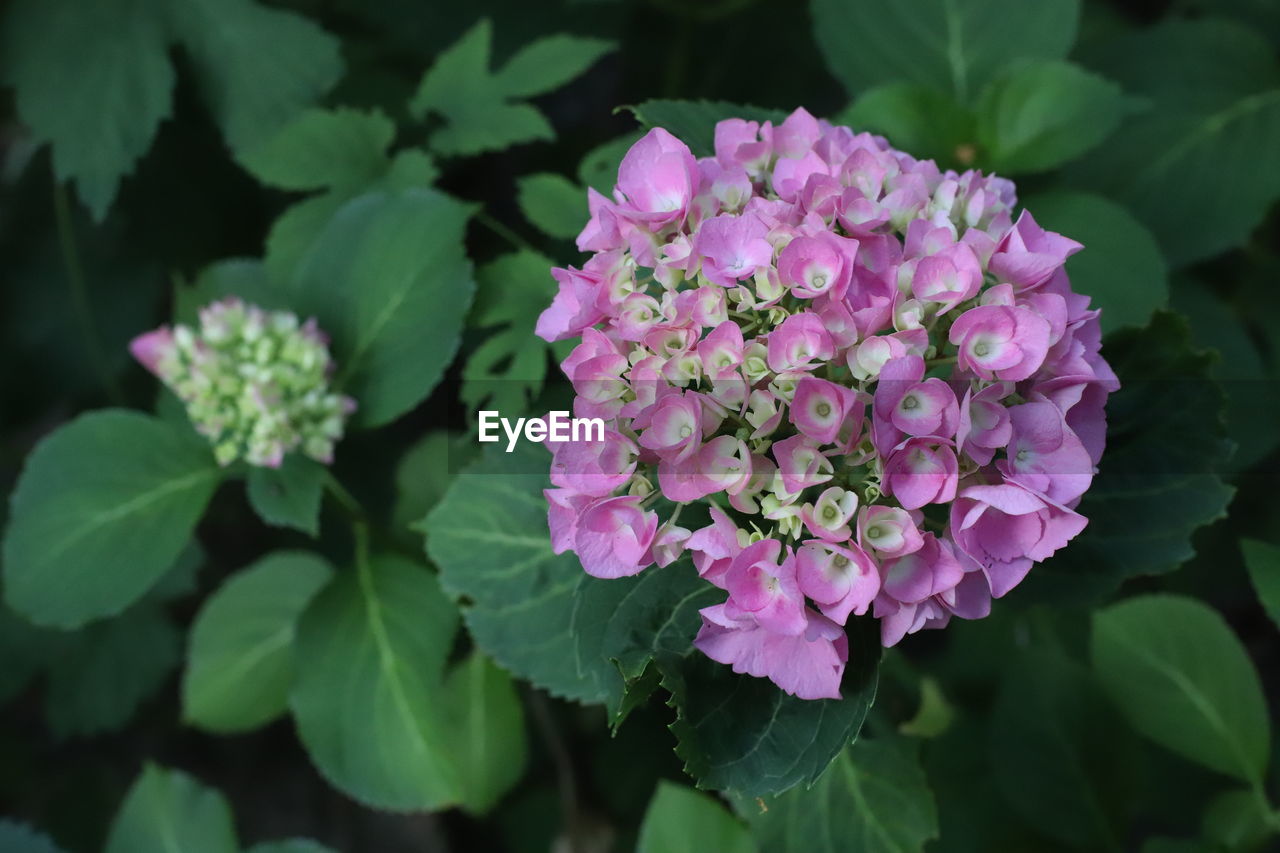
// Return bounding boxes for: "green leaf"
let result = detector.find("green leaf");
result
[1091,594,1270,784]
[568,573,645,720]
[837,84,976,168]
[395,431,476,534]
[167,0,343,154]
[443,652,528,815]
[461,250,557,417]
[246,454,326,537]
[637,782,756,853]
[174,259,278,326]
[3,410,222,628]
[46,604,180,738]
[425,442,606,704]
[975,60,1125,173]
[263,148,439,286]
[105,765,238,853]
[183,551,333,733]
[603,561,720,700]
[409,21,611,156]
[0,821,67,853]
[492,34,615,98]
[516,173,586,240]
[987,650,1122,849]
[291,188,475,428]
[237,107,396,192]
[1171,276,1280,470]
[741,736,939,853]
[627,100,788,158]
[1081,18,1279,112]
[569,559,721,728]
[291,555,462,811]
[810,0,1080,103]
[1021,191,1167,333]
[1016,313,1234,603]
[245,842,337,853]
[1071,20,1280,266]
[661,616,880,797]
[1241,539,1280,630]
[0,0,174,219]
[1201,788,1277,851]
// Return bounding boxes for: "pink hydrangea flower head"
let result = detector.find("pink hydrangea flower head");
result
[130,299,354,467]
[538,107,1117,698]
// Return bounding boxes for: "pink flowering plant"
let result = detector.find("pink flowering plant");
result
[4,2,1278,849]
[537,109,1118,700]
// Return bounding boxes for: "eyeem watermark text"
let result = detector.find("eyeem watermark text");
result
[478,410,605,452]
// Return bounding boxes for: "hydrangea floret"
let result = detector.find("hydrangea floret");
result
[130,298,355,468]
[537,108,1118,700]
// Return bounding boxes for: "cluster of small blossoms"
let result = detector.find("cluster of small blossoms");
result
[130,298,355,468]
[537,108,1118,700]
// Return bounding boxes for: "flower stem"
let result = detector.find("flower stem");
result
[54,181,122,403]
[476,210,537,255]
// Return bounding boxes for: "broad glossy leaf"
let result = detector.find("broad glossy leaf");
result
[600,561,721,683]
[173,259,279,326]
[493,34,615,98]
[0,822,66,853]
[3,410,222,628]
[637,782,756,853]
[444,652,528,815]
[168,0,342,153]
[1081,18,1278,111]
[291,189,475,427]
[396,431,475,534]
[741,736,938,853]
[568,573,638,717]
[988,651,1123,848]
[291,555,462,810]
[247,454,326,537]
[1022,191,1167,333]
[628,100,788,158]
[1241,539,1280,629]
[516,173,586,240]
[1072,20,1280,265]
[811,0,1080,103]
[1201,788,1276,851]
[46,605,180,738]
[662,616,880,797]
[105,765,237,853]
[1016,314,1234,603]
[569,559,720,727]
[238,107,395,192]
[263,148,439,285]
[975,60,1124,173]
[1,0,173,219]
[1092,595,1270,784]
[425,442,606,704]
[183,552,333,733]
[1171,276,1280,469]
[837,83,976,168]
